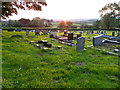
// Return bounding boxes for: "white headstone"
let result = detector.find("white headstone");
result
[76,37,85,51]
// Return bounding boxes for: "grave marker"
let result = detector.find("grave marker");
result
[68,33,73,40]
[93,35,103,46]
[76,37,85,51]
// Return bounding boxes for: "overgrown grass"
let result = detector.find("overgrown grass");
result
[2,30,119,88]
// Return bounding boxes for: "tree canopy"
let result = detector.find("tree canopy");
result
[2,0,47,19]
[99,2,120,29]
[99,2,120,17]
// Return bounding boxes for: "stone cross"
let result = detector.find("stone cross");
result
[76,37,85,51]
[93,35,103,46]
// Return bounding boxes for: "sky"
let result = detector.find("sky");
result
[8,0,120,20]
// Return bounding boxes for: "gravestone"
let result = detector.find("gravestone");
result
[42,31,48,35]
[91,30,94,34]
[83,31,86,33]
[36,44,41,48]
[26,30,29,36]
[77,34,82,38]
[76,37,85,51]
[79,32,82,34]
[44,43,52,48]
[68,33,73,40]
[93,35,103,46]
[50,32,57,38]
[35,30,40,35]
[112,32,115,36]
[37,40,43,44]
[87,31,90,34]
[64,30,67,35]
[117,33,120,37]
[11,35,23,37]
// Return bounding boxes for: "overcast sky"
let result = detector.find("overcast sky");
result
[8,0,120,20]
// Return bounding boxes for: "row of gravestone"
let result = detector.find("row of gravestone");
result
[76,35,120,51]
[29,40,62,49]
[29,40,52,48]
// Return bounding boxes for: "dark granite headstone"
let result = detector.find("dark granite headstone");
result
[68,33,73,40]
[112,32,115,36]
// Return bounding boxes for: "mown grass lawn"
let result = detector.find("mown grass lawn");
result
[2,30,119,88]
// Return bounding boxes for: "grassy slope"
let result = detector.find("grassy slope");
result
[2,31,119,88]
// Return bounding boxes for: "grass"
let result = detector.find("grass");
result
[2,30,119,88]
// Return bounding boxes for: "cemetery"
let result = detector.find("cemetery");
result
[2,29,119,88]
[1,0,120,88]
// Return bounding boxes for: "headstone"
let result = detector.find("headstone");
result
[76,37,85,51]
[57,46,62,49]
[77,34,82,38]
[37,40,43,44]
[35,44,41,48]
[50,32,57,38]
[11,35,23,37]
[112,32,115,36]
[64,30,67,35]
[114,49,119,53]
[91,30,94,34]
[35,30,40,35]
[68,33,73,40]
[26,30,29,36]
[79,32,82,34]
[43,40,48,45]
[117,33,120,37]
[87,31,91,34]
[44,43,52,48]
[93,35,103,46]
[83,31,86,33]
[42,31,48,35]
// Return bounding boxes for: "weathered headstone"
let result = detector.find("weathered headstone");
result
[76,37,85,51]
[93,35,103,46]
[79,32,82,34]
[42,31,48,35]
[112,32,115,36]
[68,33,73,40]
[77,34,82,38]
[117,33,120,37]
[35,30,40,35]
[50,32,57,38]
[87,31,91,34]
[44,43,52,48]
[26,30,29,36]
[91,30,94,34]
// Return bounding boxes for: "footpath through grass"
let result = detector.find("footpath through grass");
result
[2,31,119,88]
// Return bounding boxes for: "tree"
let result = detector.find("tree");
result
[59,20,72,28]
[100,14,117,29]
[18,18,30,27]
[2,0,47,19]
[99,2,120,29]
[59,20,66,28]
[30,17,45,27]
[93,20,100,29]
